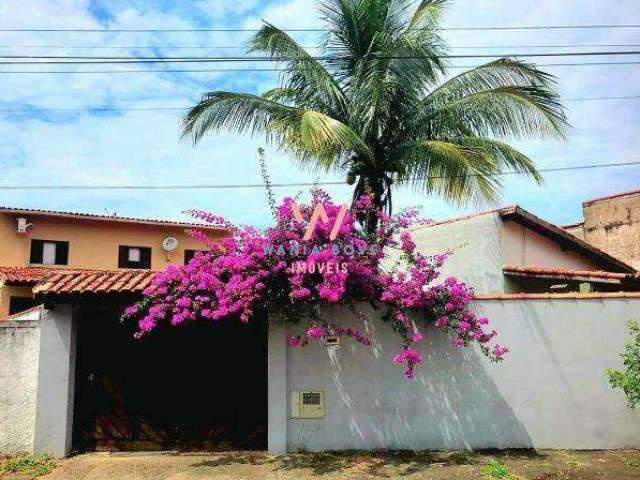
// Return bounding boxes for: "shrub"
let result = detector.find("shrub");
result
[1,453,56,479]
[607,319,640,409]
[124,191,508,379]
[481,459,512,479]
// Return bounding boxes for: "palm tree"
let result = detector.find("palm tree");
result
[182,0,568,231]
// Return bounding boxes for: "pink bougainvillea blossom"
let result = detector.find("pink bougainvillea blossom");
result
[123,190,508,379]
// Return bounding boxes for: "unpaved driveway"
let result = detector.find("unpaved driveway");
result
[38,449,640,480]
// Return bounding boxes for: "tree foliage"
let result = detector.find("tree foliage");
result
[182,0,568,224]
[607,320,640,409]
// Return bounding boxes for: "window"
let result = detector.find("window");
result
[9,296,40,316]
[118,245,151,269]
[30,239,69,265]
[184,249,207,265]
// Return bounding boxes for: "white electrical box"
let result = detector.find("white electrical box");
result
[291,390,325,419]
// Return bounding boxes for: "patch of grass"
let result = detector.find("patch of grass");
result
[1,453,56,479]
[481,459,512,479]
[448,450,475,465]
[625,459,640,469]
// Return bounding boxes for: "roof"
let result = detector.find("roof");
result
[503,265,638,284]
[0,206,227,231]
[475,292,640,300]
[499,206,636,273]
[583,188,640,207]
[416,205,636,273]
[0,266,72,286]
[33,269,157,297]
[561,221,584,230]
[409,206,509,230]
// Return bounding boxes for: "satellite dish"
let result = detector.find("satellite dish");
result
[162,237,179,252]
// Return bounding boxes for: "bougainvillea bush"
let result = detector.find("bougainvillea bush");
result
[124,190,508,379]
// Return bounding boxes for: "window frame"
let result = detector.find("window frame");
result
[9,296,40,316]
[118,245,152,269]
[29,239,69,266]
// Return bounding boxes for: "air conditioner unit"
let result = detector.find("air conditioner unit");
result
[16,217,33,233]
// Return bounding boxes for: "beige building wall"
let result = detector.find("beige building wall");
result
[580,192,640,270]
[501,220,600,271]
[0,212,227,317]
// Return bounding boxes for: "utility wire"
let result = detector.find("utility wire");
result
[0,95,637,114]
[1,43,640,50]
[0,160,638,190]
[1,50,639,64]
[0,24,639,32]
[2,61,639,74]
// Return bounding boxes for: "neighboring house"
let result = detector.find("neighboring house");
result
[0,207,228,318]
[2,202,640,457]
[406,205,639,295]
[563,189,640,270]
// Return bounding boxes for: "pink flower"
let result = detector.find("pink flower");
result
[399,231,416,253]
[125,190,506,379]
[493,344,510,358]
[306,326,325,339]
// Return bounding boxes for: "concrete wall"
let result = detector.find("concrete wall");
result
[0,308,41,453]
[408,213,506,293]
[270,299,640,452]
[33,305,76,457]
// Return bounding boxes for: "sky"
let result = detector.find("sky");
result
[0,0,638,229]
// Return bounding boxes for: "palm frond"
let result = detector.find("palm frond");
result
[261,87,299,104]
[408,0,448,30]
[181,92,370,165]
[400,139,502,203]
[420,84,569,141]
[426,58,559,103]
[251,23,348,117]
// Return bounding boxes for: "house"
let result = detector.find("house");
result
[0,207,228,318]
[405,205,639,294]
[1,202,640,457]
[562,189,640,270]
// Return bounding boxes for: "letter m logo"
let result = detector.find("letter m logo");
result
[291,202,349,241]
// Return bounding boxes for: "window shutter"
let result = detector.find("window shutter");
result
[30,240,44,264]
[55,241,69,265]
[118,246,127,268]
[140,247,152,269]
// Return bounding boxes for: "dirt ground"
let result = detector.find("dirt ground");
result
[4,449,638,480]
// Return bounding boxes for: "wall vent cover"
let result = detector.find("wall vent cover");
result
[291,390,325,418]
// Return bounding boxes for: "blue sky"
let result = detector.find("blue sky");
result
[0,0,638,229]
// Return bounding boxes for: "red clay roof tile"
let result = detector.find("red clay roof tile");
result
[503,265,637,282]
[33,269,157,296]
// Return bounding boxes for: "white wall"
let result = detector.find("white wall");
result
[33,305,76,458]
[270,299,640,452]
[0,309,41,453]
[407,213,506,294]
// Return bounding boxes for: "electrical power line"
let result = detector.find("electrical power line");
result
[1,43,640,50]
[0,160,638,190]
[0,95,637,114]
[0,24,639,33]
[1,50,639,65]
[2,61,640,74]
